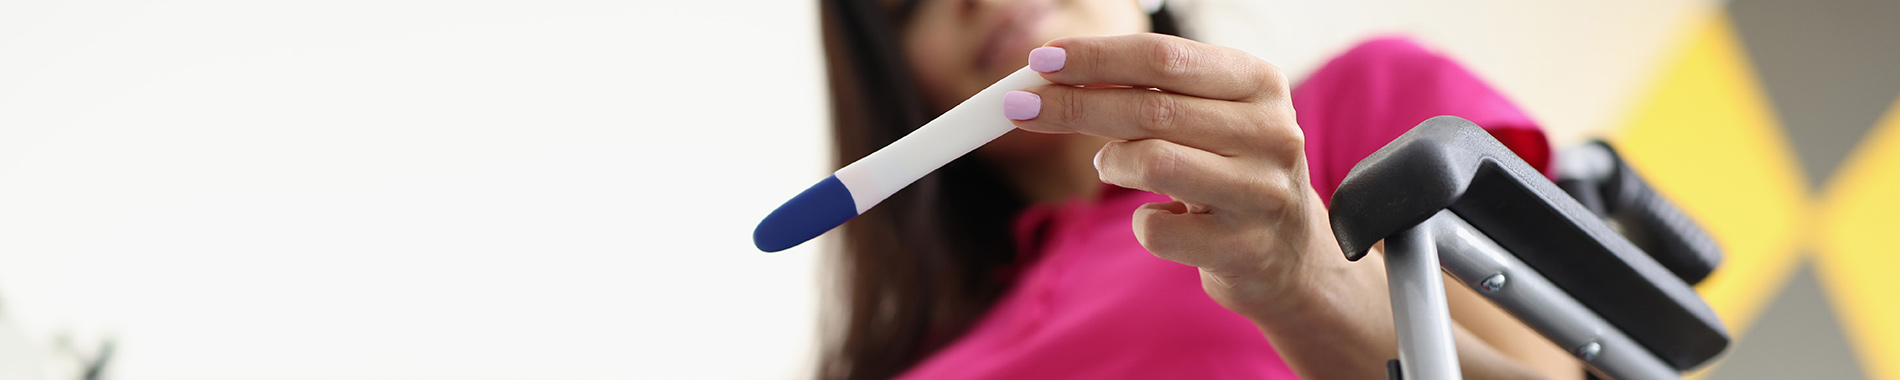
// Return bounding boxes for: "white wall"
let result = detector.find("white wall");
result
[0,0,1716,379]
[1183,0,1716,146]
[0,0,829,379]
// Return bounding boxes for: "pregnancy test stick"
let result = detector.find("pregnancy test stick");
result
[753,66,1050,252]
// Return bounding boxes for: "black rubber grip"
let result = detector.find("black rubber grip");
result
[1595,142,1723,285]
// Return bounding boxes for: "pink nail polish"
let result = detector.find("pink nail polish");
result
[1004,91,1040,120]
[1029,47,1065,73]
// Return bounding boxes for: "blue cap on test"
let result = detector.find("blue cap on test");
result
[753,175,860,252]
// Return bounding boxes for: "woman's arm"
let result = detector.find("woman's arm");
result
[1446,272,1585,379]
[1006,33,1575,379]
[1207,192,1562,380]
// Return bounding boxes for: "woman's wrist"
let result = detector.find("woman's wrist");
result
[1205,190,1368,323]
[1239,247,1402,380]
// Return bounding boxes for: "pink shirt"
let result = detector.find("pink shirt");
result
[895,37,1553,380]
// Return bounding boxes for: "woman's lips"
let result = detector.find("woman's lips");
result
[973,1,1054,73]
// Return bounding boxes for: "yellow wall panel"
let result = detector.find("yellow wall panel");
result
[1609,14,1810,343]
[1816,100,1900,379]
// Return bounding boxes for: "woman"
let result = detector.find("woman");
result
[816,0,1580,378]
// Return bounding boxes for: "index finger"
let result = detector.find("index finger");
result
[1032,34,1287,102]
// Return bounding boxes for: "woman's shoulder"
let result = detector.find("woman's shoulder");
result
[1292,36,1550,203]
[1294,35,1504,103]
[1337,35,1451,63]
[1321,36,1459,72]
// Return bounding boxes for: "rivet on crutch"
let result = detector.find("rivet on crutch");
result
[1575,341,1602,361]
[1479,273,1506,292]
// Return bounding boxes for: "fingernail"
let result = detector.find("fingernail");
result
[1092,147,1105,172]
[1004,91,1040,120]
[1029,47,1065,73]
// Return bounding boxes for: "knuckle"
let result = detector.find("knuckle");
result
[1058,88,1088,125]
[1280,121,1306,149]
[1082,39,1113,74]
[1136,92,1178,134]
[1256,60,1287,88]
[1150,38,1197,80]
[1137,143,1184,186]
[1267,119,1306,159]
[1215,47,1285,99]
[1262,169,1297,198]
[1243,102,1304,159]
[1245,61,1288,99]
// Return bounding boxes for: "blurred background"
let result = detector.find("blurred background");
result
[0,0,1894,378]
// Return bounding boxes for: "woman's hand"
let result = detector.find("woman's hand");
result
[1004,33,1341,321]
[1004,34,1572,380]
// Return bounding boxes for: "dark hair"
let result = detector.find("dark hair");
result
[815,2,1181,379]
